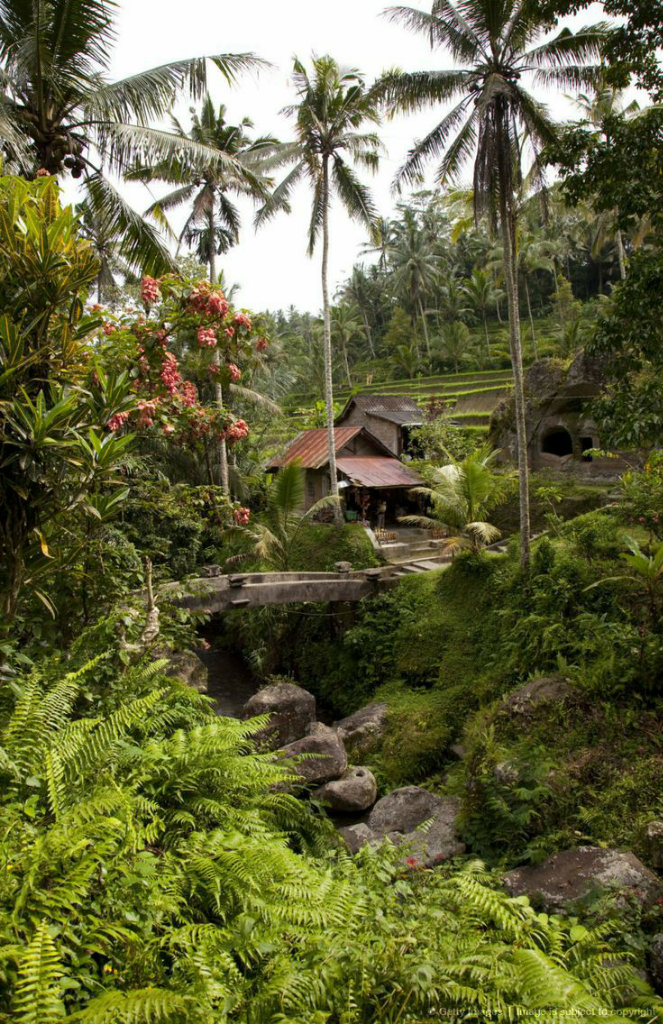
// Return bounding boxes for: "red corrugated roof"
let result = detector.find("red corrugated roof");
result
[336,456,422,488]
[268,426,363,470]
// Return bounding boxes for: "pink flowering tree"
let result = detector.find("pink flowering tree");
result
[98,274,272,525]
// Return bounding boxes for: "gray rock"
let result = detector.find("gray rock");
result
[450,743,466,760]
[313,767,378,813]
[649,934,663,994]
[367,786,443,835]
[494,760,520,786]
[334,702,389,759]
[338,786,466,867]
[242,682,316,748]
[278,723,348,786]
[499,676,571,717]
[644,821,663,871]
[503,847,663,913]
[338,822,377,855]
[164,649,208,694]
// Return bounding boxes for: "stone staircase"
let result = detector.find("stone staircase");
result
[377,528,451,577]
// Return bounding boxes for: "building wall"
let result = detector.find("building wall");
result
[303,468,328,511]
[338,405,401,455]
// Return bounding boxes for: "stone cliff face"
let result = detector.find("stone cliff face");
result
[489,353,628,476]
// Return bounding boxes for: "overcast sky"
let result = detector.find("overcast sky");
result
[105,0,607,313]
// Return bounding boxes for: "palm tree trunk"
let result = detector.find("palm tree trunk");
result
[361,310,376,358]
[498,147,531,571]
[524,278,538,362]
[321,157,342,526]
[615,228,626,281]
[483,311,491,359]
[342,338,352,387]
[209,206,230,496]
[418,296,431,357]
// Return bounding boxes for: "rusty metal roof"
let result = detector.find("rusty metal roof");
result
[268,426,364,470]
[336,456,422,489]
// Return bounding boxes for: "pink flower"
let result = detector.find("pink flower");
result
[107,411,129,432]
[162,423,175,435]
[405,857,419,868]
[102,321,117,336]
[226,362,241,382]
[197,326,217,348]
[208,363,220,375]
[188,284,211,313]
[233,312,252,331]
[160,353,183,394]
[256,336,269,352]
[207,292,229,318]
[179,381,197,407]
[226,419,249,445]
[140,276,159,305]
[224,327,235,339]
[233,506,251,525]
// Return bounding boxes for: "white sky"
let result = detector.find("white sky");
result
[102,0,607,312]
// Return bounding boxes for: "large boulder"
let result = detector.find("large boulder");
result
[503,847,663,913]
[164,649,208,694]
[242,682,316,748]
[313,767,377,813]
[278,723,348,787]
[367,786,442,835]
[339,786,465,867]
[334,702,388,759]
[499,676,571,717]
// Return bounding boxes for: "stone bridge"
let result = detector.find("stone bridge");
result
[176,566,410,615]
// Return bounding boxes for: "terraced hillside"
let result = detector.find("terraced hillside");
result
[286,368,513,433]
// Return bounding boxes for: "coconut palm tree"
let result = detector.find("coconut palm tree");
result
[0,0,264,273]
[257,56,382,521]
[76,199,135,302]
[129,98,277,495]
[439,320,472,373]
[379,0,607,568]
[331,304,366,386]
[400,445,507,553]
[462,267,502,357]
[389,209,441,355]
[132,98,277,282]
[341,265,379,357]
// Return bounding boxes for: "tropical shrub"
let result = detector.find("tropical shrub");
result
[0,173,135,621]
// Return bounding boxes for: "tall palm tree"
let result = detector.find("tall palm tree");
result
[380,0,606,569]
[76,199,135,302]
[569,82,639,281]
[130,98,276,495]
[133,98,277,282]
[257,56,382,519]
[0,0,264,273]
[331,303,366,386]
[342,265,379,357]
[389,209,441,355]
[462,267,501,357]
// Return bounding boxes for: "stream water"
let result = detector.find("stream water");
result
[196,643,259,717]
